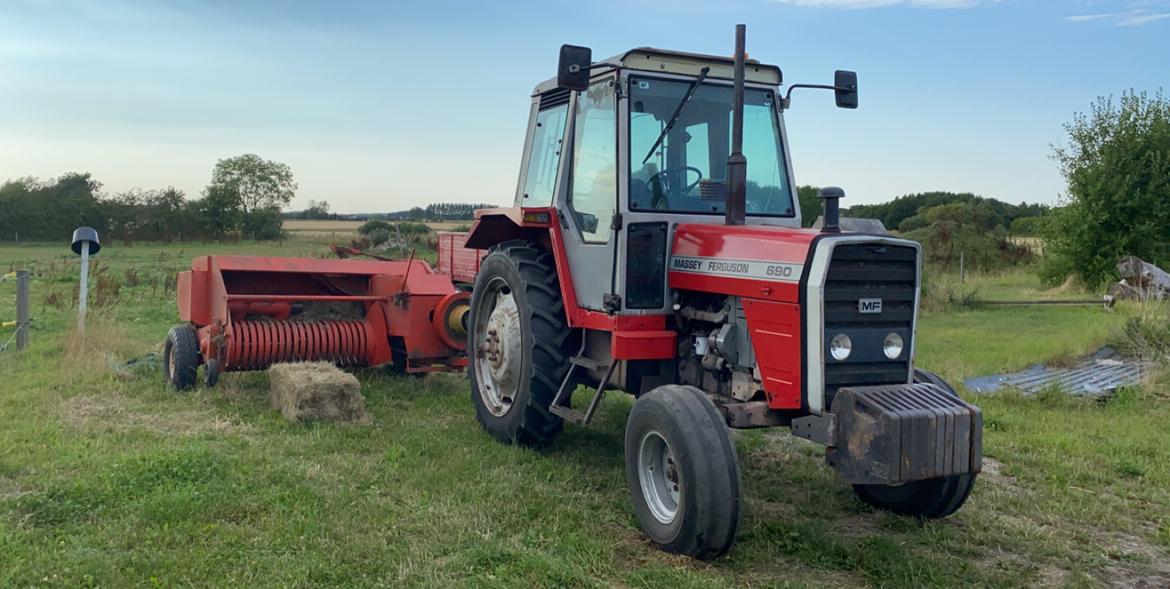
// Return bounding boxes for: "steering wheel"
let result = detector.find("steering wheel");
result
[649,166,704,195]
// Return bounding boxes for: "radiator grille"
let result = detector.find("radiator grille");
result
[823,243,918,396]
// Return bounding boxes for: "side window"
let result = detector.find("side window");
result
[569,79,616,243]
[520,105,568,206]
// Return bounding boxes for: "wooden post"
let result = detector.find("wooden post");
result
[16,270,28,350]
[960,251,965,283]
[78,241,90,332]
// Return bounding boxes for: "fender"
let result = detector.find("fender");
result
[464,206,673,359]
[463,207,553,250]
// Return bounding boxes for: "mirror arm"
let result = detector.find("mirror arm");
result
[781,83,854,109]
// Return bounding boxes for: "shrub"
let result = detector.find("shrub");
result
[395,222,432,236]
[1042,90,1170,287]
[358,220,392,236]
[366,228,392,246]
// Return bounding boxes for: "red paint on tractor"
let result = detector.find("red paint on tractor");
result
[741,299,803,409]
[668,223,818,303]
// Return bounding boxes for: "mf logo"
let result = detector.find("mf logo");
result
[858,298,883,314]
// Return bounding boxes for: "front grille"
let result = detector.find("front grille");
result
[823,243,918,398]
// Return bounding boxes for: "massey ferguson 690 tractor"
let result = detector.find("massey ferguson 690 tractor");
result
[167,26,981,559]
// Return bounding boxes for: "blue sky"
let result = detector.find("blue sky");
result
[1,0,1166,212]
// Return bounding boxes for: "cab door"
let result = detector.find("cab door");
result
[559,75,619,311]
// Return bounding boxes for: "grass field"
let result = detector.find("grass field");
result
[1,237,1168,588]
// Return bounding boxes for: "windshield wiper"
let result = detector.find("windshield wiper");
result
[640,66,710,166]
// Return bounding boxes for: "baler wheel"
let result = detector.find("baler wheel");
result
[470,241,573,448]
[387,337,423,378]
[164,324,200,391]
[624,385,742,560]
[204,358,221,388]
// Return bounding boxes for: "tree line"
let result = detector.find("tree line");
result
[0,154,296,243]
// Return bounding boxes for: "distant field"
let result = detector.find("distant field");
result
[283,219,471,237]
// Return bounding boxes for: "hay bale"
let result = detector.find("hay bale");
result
[267,362,371,424]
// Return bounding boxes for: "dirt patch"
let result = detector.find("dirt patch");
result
[59,394,248,436]
[1100,532,1170,588]
[268,362,371,424]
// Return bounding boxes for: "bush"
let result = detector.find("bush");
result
[902,202,1033,271]
[395,222,432,236]
[1042,90,1170,287]
[241,208,285,240]
[358,220,392,236]
[367,228,392,246]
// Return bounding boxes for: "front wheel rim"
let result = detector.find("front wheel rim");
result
[638,430,680,525]
[472,276,523,417]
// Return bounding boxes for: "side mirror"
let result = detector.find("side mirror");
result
[558,45,593,91]
[834,70,858,109]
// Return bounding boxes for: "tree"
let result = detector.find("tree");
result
[903,202,1031,271]
[205,154,297,239]
[198,185,243,238]
[207,154,297,215]
[797,185,821,227]
[1043,90,1170,286]
[302,199,332,220]
[0,173,105,242]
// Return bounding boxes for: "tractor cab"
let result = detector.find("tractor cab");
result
[501,48,801,315]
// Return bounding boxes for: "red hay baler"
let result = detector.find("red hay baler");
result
[164,255,470,388]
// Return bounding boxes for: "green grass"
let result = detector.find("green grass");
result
[1,243,1168,587]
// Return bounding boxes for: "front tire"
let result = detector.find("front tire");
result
[853,474,976,518]
[625,385,741,560]
[164,324,200,391]
[469,241,573,448]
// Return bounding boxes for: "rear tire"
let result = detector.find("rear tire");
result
[164,324,200,391]
[853,474,976,518]
[469,241,574,448]
[625,385,741,560]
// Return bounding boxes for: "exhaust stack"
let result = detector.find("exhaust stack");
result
[818,187,844,233]
[725,24,747,226]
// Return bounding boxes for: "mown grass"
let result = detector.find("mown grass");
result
[1,243,1168,588]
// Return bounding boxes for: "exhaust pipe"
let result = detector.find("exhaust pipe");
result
[725,24,747,226]
[818,187,844,233]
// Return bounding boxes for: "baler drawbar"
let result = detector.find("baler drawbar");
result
[164,255,470,389]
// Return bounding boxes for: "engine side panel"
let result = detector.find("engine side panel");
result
[741,299,802,409]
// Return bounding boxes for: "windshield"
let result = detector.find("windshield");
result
[629,76,794,217]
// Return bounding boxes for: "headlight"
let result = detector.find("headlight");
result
[883,332,904,359]
[829,333,852,361]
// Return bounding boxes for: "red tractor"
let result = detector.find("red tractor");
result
[167,25,981,560]
[459,27,981,559]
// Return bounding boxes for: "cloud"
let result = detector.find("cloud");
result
[1064,12,1128,22]
[768,0,993,7]
[1116,11,1170,25]
[1066,1,1170,26]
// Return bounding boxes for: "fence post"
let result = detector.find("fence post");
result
[960,251,965,283]
[16,270,28,350]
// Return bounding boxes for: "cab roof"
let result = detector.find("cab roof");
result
[532,47,783,95]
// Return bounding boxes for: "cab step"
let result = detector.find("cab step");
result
[549,355,618,426]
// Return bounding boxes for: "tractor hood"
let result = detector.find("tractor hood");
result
[668,223,819,303]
